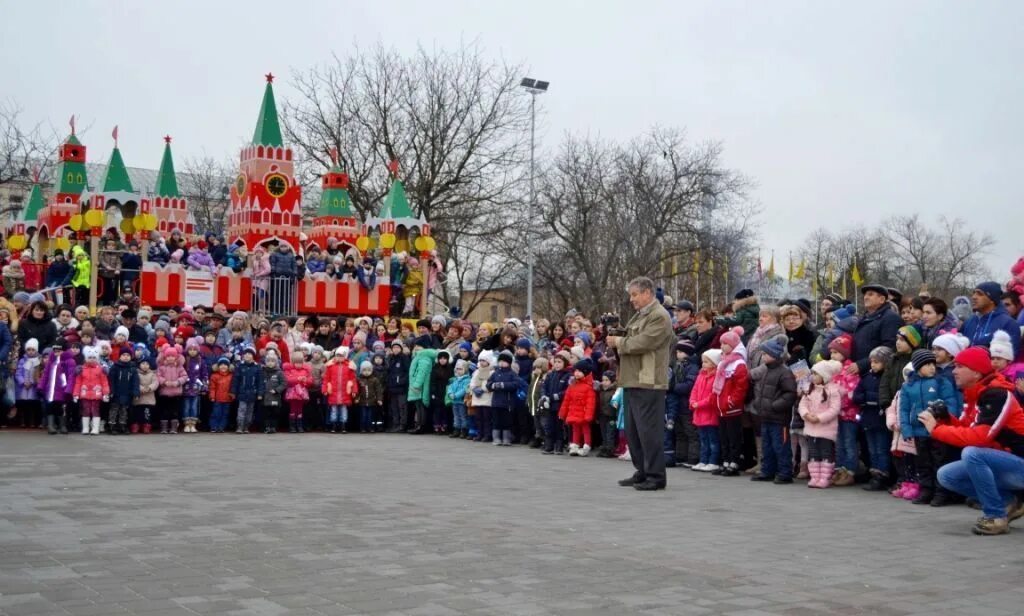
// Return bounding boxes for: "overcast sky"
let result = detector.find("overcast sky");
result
[3,1,1021,279]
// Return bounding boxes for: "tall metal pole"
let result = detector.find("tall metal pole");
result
[526,92,536,320]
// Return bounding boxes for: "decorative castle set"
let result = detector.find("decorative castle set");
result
[7,74,437,317]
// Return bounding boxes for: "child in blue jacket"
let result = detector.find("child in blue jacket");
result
[898,349,959,505]
[670,340,700,467]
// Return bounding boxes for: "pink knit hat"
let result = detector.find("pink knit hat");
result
[720,326,744,350]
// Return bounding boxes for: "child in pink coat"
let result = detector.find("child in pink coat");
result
[828,334,861,486]
[798,359,842,488]
[74,347,110,435]
[690,350,722,472]
[283,351,313,432]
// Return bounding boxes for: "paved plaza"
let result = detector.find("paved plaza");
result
[0,432,1021,616]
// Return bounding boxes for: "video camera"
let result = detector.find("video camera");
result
[601,313,626,337]
[926,400,950,422]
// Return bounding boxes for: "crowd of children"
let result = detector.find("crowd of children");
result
[4,260,1024,534]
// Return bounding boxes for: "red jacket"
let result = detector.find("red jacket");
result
[933,374,1024,457]
[322,359,357,405]
[714,361,749,417]
[208,370,233,403]
[283,362,313,401]
[75,362,110,401]
[690,369,719,427]
[559,374,596,424]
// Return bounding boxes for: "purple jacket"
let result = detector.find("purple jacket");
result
[186,248,216,273]
[183,354,208,397]
[37,350,77,403]
[15,355,41,400]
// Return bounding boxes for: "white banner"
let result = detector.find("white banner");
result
[184,272,215,307]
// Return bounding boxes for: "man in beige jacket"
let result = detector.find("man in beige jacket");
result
[606,277,675,490]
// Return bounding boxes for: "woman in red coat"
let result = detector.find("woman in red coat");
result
[559,358,597,457]
[322,348,357,433]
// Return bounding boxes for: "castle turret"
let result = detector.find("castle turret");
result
[307,149,360,252]
[152,136,193,236]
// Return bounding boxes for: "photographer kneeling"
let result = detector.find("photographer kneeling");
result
[917,347,1024,535]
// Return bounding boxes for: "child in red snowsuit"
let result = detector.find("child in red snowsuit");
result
[559,358,597,457]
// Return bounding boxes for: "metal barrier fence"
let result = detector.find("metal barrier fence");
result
[251,276,299,316]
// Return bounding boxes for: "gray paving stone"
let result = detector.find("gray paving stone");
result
[1,431,1021,616]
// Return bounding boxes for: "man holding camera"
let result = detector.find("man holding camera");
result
[606,277,675,491]
[917,346,1024,535]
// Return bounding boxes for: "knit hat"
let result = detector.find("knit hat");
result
[390,340,405,351]
[12,291,29,303]
[897,325,922,349]
[975,281,1003,305]
[497,350,515,366]
[823,293,843,305]
[675,339,695,355]
[176,325,195,340]
[455,359,470,373]
[458,341,473,353]
[242,346,257,358]
[416,318,432,330]
[828,334,853,359]
[702,349,723,366]
[575,331,592,348]
[794,299,813,318]
[734,288,755,300]
[27,292,45,304]
[989,330,1015,361]
[516,338,533,350]
[25,338,38,352]
[114,326,130,340]
[372,340,386,353]
[83,346,99,361]
[760,334,788,361]
[477,350,497,366]
[569,346,586,362]
[811,359,843,384]
[602,370,616,381]
[335,346,350,359]
[830,305,856,323]
[411,335,433,349]
[869,346,894,366]
[910,348,937,372]
[359,360,373,374]
[574,358,595,376]
[955,346,993,376]
[553,349,573,366]
[932,333,969,358]
[720,326,744,350]
[216,357,231,366]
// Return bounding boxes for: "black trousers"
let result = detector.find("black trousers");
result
[674,408,700,465]
[624,388,666,485]
[807,436,836,462]
[718,414,743,465]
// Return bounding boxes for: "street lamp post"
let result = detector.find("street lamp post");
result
[519,77,549,321]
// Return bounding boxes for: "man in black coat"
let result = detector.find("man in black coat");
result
[848,284,903,376]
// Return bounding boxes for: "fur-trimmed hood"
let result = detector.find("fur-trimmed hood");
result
[733,295,759,310]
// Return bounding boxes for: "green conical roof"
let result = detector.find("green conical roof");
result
[101,147,134,192]
[252,78,283,147]
[380,177,415,219]
[154,139,180,197]
[54,133,88,195]
[318,165,355,218]
[21,182,44,222]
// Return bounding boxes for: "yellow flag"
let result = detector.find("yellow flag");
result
[788,255,794,283]
[851,262,864,286]
[826,263,836,287]
[795,259,806,280]
[811,276,818,298]
[672,254,679,276]
[767,253,775,279]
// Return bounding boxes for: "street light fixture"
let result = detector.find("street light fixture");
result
[520,77,549,321]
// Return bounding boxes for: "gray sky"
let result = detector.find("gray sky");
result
[3,1,1021,279]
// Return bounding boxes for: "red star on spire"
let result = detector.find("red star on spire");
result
[265,72,275,83]
[387,159,399,177]
[164,135,172,144]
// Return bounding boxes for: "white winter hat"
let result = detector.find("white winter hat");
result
[25,338,38,352]
[83,346,99,361]
[990,330,1015,361]
[478,350,496,366]
[702,349,723,366]
[812,359,843,384]
[932,333,969,358]
[115,326,130,340]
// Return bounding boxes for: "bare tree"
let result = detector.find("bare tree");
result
[282,41,533,301]
[0,100,57,217]
[181,156,233,236]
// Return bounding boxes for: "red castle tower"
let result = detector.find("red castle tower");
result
[307,148,360,252]
[227,73,302,250]
[36,117,89,240]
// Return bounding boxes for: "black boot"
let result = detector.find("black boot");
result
[289,419,297,433]
[862,472,888,492]
[47,416,57,435]
[296,419,304,433]
[58,416,68,434]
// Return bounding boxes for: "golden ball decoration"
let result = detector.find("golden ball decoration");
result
[83,209,105,228]
[380,232,396,249]
[355,236,370,252]
[68,214,85,231]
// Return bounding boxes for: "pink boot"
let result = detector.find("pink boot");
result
[901,482,921,501]
[891,482,907,498]
[807,461,822,488]
[817,462,835,489]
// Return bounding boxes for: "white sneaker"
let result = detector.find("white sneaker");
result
[568,444,580,456]
[704,464,720,473]
[90,417,101,435]
[692,463,707,471]
[618,449,631,461]
[579,444,591,457]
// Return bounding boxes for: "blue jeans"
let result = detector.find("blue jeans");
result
[183,396,200,420]
[837,419,859,472]
[938,446,1024,518]
[760,421,792,479]
[863,427,891,474]
[329,405,348,426]
[698,426,720,465]
[452,403,467,430]
[360,406,373,432]
[211,402,230,432]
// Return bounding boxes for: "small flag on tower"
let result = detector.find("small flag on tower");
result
[112,125,119,146]
[69,115,76,135]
